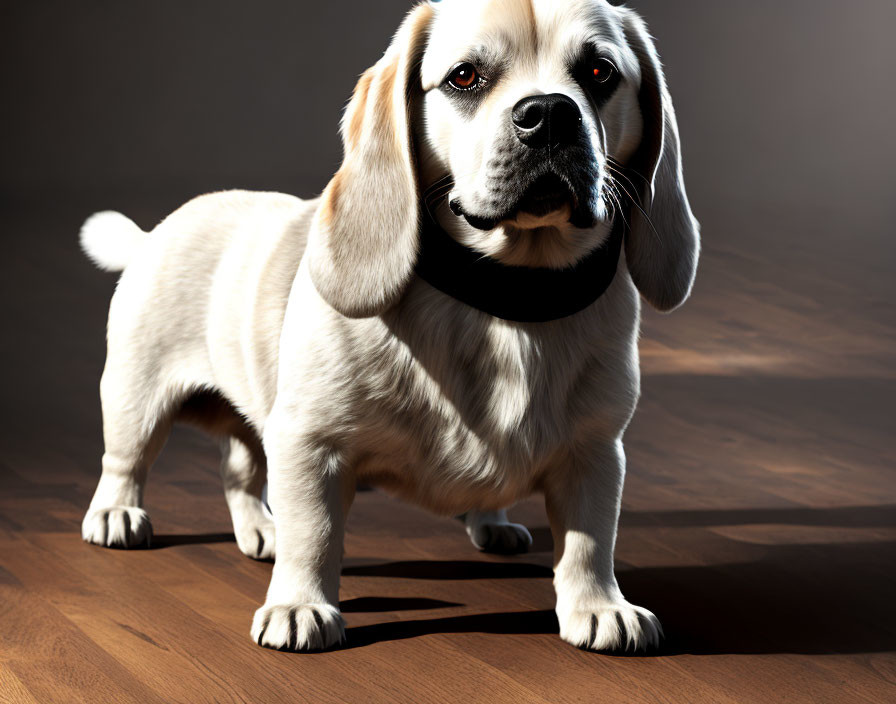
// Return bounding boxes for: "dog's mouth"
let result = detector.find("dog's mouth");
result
[449,173,594,231]
[515,173,576,217]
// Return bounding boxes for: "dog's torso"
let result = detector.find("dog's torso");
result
[113,190,642,515]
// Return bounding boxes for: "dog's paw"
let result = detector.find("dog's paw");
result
[81,507,152,549]
[467,521,533,554]
[251,603,345,652]
[234,517,275,561]
[559,600,662,652]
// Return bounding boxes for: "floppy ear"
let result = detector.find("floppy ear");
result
[307,4,433,318]
[621,13,700,312]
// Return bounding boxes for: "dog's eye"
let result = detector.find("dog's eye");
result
[447,63,481,91]
[591,58,617,85]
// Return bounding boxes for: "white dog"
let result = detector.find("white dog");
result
[80,0,698,652]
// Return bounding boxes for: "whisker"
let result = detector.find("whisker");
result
[607,156,652,193]
[604,163,661,243]
[422,176,454,201]
[423,172,454,191]
[604,179,630,233]
[625,193,661,243]
[602,192,617,224]
[423,185,455,206]
[423,189,452,222]
[604,164,644,207]
[422,181,456,206]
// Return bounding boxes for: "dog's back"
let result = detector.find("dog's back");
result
[82,190,316,428]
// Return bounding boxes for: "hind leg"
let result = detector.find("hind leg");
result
[81,368,173,549]
[464,509,533,554]
[221,435,275,560]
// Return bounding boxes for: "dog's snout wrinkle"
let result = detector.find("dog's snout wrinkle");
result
[512,94,582,149]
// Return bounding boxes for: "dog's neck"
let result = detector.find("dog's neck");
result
[414,211,625,323]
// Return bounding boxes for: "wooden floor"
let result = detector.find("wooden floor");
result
[1,199,895,703]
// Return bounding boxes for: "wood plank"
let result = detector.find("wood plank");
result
[0,664,41,704]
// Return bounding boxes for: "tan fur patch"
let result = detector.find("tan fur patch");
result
[318,170,342,228]
[372,61,400,150]
[345,70,374,149]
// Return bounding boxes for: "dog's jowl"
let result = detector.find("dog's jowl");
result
[80,0,698,653]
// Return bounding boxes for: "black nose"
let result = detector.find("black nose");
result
[511,93,582,148]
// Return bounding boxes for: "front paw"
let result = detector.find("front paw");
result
[467,521,533,554]
[559,600,662,652]
[251,603,345,652]
[81,507,152,549]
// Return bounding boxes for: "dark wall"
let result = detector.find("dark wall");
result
[1,1,408,200]
[2,1,895,283]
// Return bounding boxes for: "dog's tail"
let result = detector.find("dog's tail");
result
[79,211,148,272]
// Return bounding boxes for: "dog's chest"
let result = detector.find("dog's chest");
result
[470,321,555,441]
[354,300,621,502]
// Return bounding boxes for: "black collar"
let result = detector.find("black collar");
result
[414,212,625,323]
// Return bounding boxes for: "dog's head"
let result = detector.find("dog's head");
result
[308,0,699,318]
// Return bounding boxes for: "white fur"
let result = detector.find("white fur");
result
[80,211,148,272]
[81,0,697,654]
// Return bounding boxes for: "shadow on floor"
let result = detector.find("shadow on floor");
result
[150,507,896,655]
[343,609,560,649]
[343,560,552,580]
[340,596,462,612]
[150,532,236,548]
[341,538,896,655]
[621,539,896,656]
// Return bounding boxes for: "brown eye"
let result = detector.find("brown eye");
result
[447,62,481,90]
[591,58,616,84]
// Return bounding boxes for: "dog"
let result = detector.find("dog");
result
[79,0,699,653]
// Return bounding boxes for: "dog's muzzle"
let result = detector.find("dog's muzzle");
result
[449,93,599,231]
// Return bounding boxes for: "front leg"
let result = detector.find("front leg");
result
[250,414,354,651]
[545,438,662,652]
